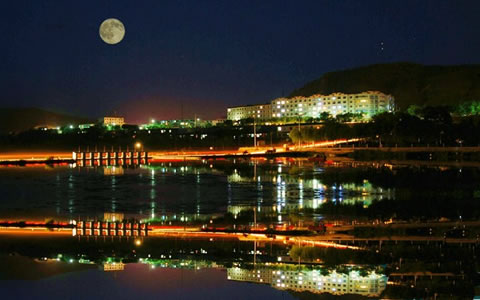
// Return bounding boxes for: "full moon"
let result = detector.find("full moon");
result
[99,18,125,45]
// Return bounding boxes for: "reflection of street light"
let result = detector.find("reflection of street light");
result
[135,142,142,149]
[135,239,142,246]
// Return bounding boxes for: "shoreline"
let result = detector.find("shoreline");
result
[1,148,480,168]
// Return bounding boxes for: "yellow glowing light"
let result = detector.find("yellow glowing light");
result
[135,239,142,246]
[135,142,142,149]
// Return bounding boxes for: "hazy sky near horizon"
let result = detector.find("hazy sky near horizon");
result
[1,0,479,123]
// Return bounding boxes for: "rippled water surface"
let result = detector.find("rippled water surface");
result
[0,159,479,299]
[0,160,398,219]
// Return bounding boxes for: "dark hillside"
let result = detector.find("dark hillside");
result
[0,108,94,133]
[289,63,480,110]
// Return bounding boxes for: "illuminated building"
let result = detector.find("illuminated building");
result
[227,91,394,121]
[227,104,272,121]
[103,262,125,271]
[141,118,211,129]
[78,123,95,129]
[211,119,226,126]
[103,116,125,126]
[227,267,387,297]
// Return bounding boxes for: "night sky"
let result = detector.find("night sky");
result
[1,0,479,123]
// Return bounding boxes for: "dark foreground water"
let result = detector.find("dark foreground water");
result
[0,235,388,300]
[0,263,298,300]
[1,159,479,220]
[0,159,479,299]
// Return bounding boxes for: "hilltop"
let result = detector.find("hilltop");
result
[0,108,94,133]
[289,62,480,110]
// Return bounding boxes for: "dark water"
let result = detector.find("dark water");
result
[0,159,478,220]
[0,260,388,300]
[0,234,388,299]
[0,264,298,300]
[0,160,397,220]
[0,159,479,299]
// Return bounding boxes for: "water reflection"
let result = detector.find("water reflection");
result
[141,161,394,218]
[0,225,476,298]
[0,160,478,298]
[227,265,387,297]
[0,160,477,223]
[0,253,387,298]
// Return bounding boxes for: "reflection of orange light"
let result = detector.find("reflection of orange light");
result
[0,228,71,235]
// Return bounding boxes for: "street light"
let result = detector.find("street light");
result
[376,135,382,148]
[253,114,257,148]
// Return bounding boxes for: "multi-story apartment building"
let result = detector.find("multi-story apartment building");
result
[227,104,272,121]
[227,91,394,121]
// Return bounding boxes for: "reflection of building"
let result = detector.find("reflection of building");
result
[103,262,125,271]
[227,91,394,121]
[227,205,275,217]
[227,171,393,215]
[104,212,124,222]
[140,259,219,270]
[227,267,387,297]
[75,220,148,237]
[140,162,394,218]
[102,166,124,176]
[103,116,125,126]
